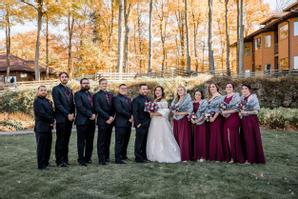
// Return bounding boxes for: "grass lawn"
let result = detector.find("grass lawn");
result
[0,129,297,199]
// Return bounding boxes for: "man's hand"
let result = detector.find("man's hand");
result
[68,113,74,121]
[106,116,114,124]
[129,116,133,123]
[90,114,96,120]
[137,124,141,128]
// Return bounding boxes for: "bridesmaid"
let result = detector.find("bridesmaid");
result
[240,84,266,164]
[221,83,244,163]
[171,86,193,162]
[191,90,208,162]
[206,83,224,162]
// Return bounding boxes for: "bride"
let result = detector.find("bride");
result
[146,86,181,163]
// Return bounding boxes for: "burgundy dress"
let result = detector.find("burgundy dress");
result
[241,96,266,164]
[207,100,224,162]
[192,102,207,160]
[173,116,191,161]
[222,96,244,163]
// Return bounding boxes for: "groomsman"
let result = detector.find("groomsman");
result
[33,85,54,170]
[113,84,133,164]
[132,84,151,163]
[74,78,96,166]
[52,72,75,167]
[94,78,115,165]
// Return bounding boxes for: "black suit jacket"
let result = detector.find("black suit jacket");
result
[132,95,151,128]
[34,96,55,133]
[74,90,95,126]
[93,90,115,125]
[113,94,132,128]
[52,83,75,123]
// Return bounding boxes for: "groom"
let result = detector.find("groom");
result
[132,84,151,163]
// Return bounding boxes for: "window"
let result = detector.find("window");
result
[294,22,298,36]
[294,56,298,69]
[279,24,288,40]
[265,64,271,71]
[20,73,27,78]
[244,46,251,56]
[264,35,272,48]
[255,37,261,49]
[280,58,289,71]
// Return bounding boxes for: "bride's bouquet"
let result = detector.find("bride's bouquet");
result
[144,101,158,112]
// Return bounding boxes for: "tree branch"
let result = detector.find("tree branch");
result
[21,0,38,11]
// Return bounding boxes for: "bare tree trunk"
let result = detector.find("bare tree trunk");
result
[208,0,215,73]
[45,14,49,79]
[117,0,125,74]
[192,18,199,72]
[5,4,11,77]
[123,2,131,73]
[184,0,191,73]
[158,0,168,75]
[238,0,244,75]
[175,6,185,69]
[225,0,231,76]
[35,1,43,81]
[217,19,225,72]
[108,0,114,51]
[137,2,143,73]
[67,12,75,77]
[175,37,180,69]
[148,0,153,73]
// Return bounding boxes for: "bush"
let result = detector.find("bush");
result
[259,108,298,130]
[0,90,36,114]
[0,120,24,131]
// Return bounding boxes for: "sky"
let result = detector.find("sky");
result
[0,0,294,41]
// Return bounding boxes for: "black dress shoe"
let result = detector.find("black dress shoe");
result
[99,162,107,165]
[105,159,110,163]
[115,160,126,164]
[79,162,87,166]
[135,159,145,163]
[86,160,92,164]
[122,157,129,160]
[59,162,68,167]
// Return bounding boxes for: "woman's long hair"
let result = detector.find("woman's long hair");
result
[208,83,220,98]
[176,85,187,102]
[154,86,165,102]
[194,89,205,100]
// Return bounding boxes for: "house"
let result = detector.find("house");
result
[0,54,55,81]
[231,1,298,74]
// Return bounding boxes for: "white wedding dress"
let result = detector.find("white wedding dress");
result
[146,100,181,163]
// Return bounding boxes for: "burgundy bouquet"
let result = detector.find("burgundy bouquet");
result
[169,104,180,113]
[144,101,158,112]
[204,112,214,122]
[238,100,247,119]
[220,102,227,112]
[188,112,197,123]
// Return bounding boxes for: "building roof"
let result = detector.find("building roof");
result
[0,54,54,73]
[230,8,298,47]
[283,0,298,12]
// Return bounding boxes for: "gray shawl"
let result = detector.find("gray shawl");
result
[171,93,193,120]
[195,99,208,125]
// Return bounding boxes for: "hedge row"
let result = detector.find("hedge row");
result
[0,76,297,115]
